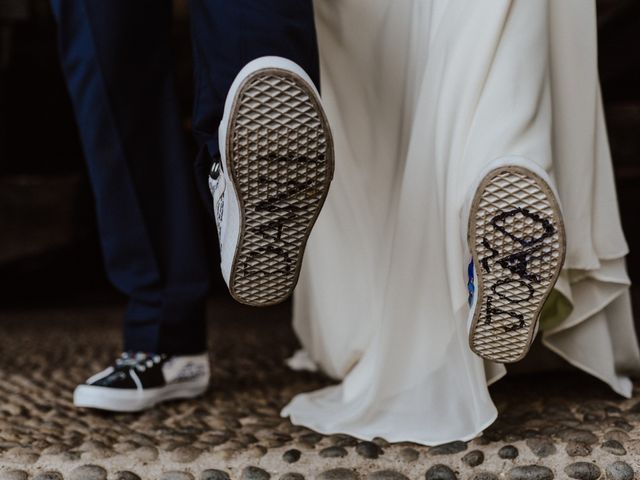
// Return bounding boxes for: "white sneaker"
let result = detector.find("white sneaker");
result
[209,56,334,306]
[466,158,566,363]
[73,352,210,412]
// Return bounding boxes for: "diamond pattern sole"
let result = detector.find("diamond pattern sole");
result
[468,166,566,363]
[226,68,334,306]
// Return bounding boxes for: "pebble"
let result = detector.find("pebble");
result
[584,413,602,422]
[69,465,108,480]
[526,437,556,457]
[429,441,467,455]
[246,445,268,459]
[566,441,592,457]
[131,445,159,461]
[372,438,390,448]
[367,471,409,480]
[564,462,602,480]
[0,471,28,480]
[398,447,419,462]
[112,472,141,480]
[611,420,633,432]
[241,467,271,480]
[62,451,81,462]
[604,431,630,443]
[605,462,634,480]
[266,440,287,449]
[280,475,305,480]
[296,440,317,451]
[605,406,622,415]
[560,430,599,445]
[263,432,293,446]
[470,474,498,480]
[330,434,359,448]
[300,433,323,445]
[33,473,64,480]
[545,403,574,417]
[81,448,114,461]
[498,445,519,459]
[160,472,195,480]
[5,447,39,464]
[200,470,230,480]
[508,466,554,480]
[425,464,457,480]
[319,446,349,458]
[216,448,235,461]
[316,468,358,480]
[627,401,640,413]
[129,434,154,447]
[40,443,67,455]
[237,433,260,446]
[41,444,67,455]
[283,449,302,463]
[540,425,564,437]
[356,441,381,459]
[601,440,626,456]
[113,442,137,454]
[79,440,107,452]
[169,446,203,462]
[462,450,485,467]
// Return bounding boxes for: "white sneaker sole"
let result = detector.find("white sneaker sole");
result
[222,60,334,306]
[73,380,209,412]
[468,165,566,363]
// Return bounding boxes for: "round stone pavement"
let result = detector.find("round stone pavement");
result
[0,297,639,479]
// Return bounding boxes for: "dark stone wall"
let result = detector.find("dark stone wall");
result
[0,0,639,307]
[598,0,640,313]
[0,0,200,305]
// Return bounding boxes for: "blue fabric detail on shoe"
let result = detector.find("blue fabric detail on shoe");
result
[467,260,475,306]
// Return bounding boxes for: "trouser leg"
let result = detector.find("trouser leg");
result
[189,0,321,213]
[50,0,210,355]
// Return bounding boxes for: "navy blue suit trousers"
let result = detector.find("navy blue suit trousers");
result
[50,0,320,354]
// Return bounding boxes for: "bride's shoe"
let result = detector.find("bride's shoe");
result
[466,158,566,363]
[210,56,335,306]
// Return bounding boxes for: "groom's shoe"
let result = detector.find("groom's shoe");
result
[466,160,566,363]
[73,352,210,412]
[210,56,335,307]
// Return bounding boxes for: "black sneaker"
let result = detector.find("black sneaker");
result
[73,352,210,412]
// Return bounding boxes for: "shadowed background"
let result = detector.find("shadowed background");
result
[0,0,639,317]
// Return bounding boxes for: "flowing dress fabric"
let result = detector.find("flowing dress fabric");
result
[281,0,640,445]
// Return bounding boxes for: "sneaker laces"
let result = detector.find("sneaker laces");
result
[115,352,166,373]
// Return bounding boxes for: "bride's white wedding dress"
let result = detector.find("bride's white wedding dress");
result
[280,0,640,445]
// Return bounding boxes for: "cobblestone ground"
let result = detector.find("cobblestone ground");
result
[1,297,639,480]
